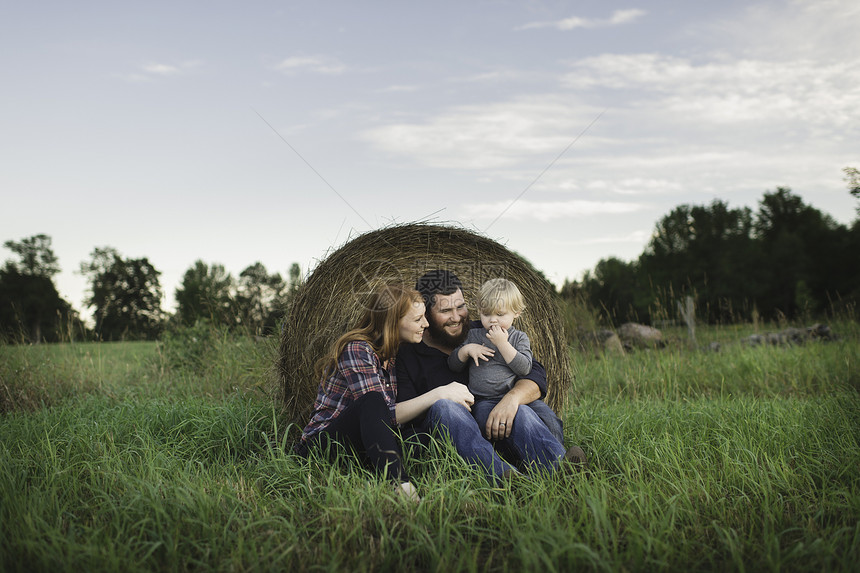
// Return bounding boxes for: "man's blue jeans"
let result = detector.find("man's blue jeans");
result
[472,398,566,474]
[517,398,565,445]
[421,398,566,483]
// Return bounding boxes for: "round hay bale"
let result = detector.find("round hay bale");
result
[276,222,571,428]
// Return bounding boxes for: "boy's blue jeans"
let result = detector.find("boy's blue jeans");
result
[420,398,566,483]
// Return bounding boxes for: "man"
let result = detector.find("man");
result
[395,270,586,483]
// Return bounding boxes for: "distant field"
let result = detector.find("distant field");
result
[1,322,858,571]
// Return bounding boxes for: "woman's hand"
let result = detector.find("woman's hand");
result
[434,382,475,411]
[396,382,474,424]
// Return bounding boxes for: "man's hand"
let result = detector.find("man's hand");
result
[484,378,541,440]
[485,391,519,440]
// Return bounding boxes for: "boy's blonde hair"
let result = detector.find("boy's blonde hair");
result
[478,278,526,315]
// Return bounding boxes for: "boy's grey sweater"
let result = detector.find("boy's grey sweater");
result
[448,327,533,398]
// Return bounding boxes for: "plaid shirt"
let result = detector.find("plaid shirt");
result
[300,340,397,442]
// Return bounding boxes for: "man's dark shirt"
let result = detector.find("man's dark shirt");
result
[395,337,548,426]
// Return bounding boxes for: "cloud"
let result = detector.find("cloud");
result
[118,60,201,82]
[378,84,419,93]
[519,9,646,31]
[562,53,860,128]
[275,55,345,75]
[363,2,859,203]
[715,0,860,61]
[361,46,858,202]
[362,97,600,169]
[605,9,646,25]
[553,230,651,246]
[452,69,534,84]
[460,199,645,222]
[142,63,181,75]
[588,178,684,196]
[503,175,687,197]
[363,47,858,174]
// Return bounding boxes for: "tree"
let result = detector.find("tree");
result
[80,247,164,340]
[174,260,234,327]
[0,266,76,342]
[683,201,761,322]
[236,262,287,334]
[647,204,695,259]
[845,167,860,201]
[0,234,80,342]
[287,263,302,300]
[638,200,770,322]
[581,187,853,324]
[581,257,644,323]
[3,234,60,278]
[844,168,860,308]
[638,205,695,304]
[754,187,843,318]
[173,260,303,334]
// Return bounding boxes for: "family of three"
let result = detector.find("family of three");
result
[294,269,587,501]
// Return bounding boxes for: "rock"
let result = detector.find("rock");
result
[618,322,665,349]
[743,334,764,347]
[807,323,836,341]
[766,332,782,345]
[602,332,625,354]
[781,327,805,345]
[574,328,625,356]
[742,323,837,348]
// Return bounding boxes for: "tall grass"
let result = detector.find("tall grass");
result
[573,327,859,400]
[0,341,158,412]
[1,321,858,571]
[0,322,277,412]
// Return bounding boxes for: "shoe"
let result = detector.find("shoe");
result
[395,481,421,503]
[499,467,532,486]
[562,445,588,473]
[500,468,520,482]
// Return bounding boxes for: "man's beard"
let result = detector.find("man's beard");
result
[426,316,470,348]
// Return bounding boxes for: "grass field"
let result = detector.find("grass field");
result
[1,321,858,571]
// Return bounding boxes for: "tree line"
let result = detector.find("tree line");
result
[0,237,302,342]
[4,173,859,342]
[562,176,860,325]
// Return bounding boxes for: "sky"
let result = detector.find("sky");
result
[2,0,858,322]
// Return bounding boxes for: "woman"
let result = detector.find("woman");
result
[296,282,429,501]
